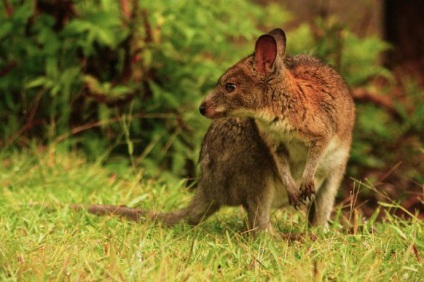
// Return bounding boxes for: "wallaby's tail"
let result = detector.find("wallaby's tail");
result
[29,202,189,226]
[72,204,148,222]
[80,204,188,226]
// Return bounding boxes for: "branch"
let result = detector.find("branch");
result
[2,0,13,17]
[120,0,131,20]
[0,61,17,77]
[352,88,398,115]
[141,9,152,44]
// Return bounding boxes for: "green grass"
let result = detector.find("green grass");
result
[1,149,423,281]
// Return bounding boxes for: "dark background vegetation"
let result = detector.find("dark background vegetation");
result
[1,0,423,220]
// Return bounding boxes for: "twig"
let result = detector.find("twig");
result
[2,0,13,17]
[52,112,176,144]
[120,0,131,20]
[141,9,152,44]
[0,61,17,77]
[377,161,403,184]
[3,89,46,147]
[352,88,398,115]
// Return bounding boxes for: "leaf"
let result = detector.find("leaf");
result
[98,104,112,129]
[63,13,124,48]
[149,81,180,108]
[92,26,117,47]
[83,75,103,94]
[0,22,13,39]
[63,19,91,34]
[388,224,407,240]
[85,12,121,28]
[110,85,134,97]
[126,194,149,208]
[25,77,51,89]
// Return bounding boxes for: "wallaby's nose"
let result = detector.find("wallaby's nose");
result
[199,104,206,116]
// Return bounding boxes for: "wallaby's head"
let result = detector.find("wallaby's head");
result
[199,28,287,119]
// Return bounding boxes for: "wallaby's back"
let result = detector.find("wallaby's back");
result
[283,54,355,141]
[198,118,283,206]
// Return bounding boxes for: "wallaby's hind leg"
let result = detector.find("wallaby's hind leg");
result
[184,190,221,225]
[155,189,220,227]
[244,197,274,235]
[308,165,346,230]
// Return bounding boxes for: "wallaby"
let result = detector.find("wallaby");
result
[83,117,284,235]
[72,28,355,235]
[199,28,355,229]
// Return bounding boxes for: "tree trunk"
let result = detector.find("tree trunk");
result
[384,0,424,86]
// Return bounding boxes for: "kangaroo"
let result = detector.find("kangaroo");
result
[74,28,355,234]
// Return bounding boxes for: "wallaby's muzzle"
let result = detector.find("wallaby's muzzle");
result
[199,101,224,119]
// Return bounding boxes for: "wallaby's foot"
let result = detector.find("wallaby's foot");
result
[242,222,275,238]
[300,180,316,201]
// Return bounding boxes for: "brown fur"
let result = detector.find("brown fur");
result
[199,28,355,230]
[80,118,285,235]
[164,118,286,233]
[81,28,355,235]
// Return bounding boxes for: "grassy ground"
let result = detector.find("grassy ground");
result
[1,148,422,281]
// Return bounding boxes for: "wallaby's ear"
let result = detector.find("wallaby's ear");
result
[266,28,287,57]
[255,35,278,76]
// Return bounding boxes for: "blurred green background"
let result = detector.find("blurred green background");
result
[1,0,423,218]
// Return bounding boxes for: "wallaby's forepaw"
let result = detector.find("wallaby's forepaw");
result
[300,180,316,201]
[288,191,304,209]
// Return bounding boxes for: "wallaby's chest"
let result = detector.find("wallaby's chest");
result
[257,120,308,166]
[256,118,296,143]
[255,119,344,177]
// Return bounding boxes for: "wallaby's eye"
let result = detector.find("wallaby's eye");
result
[225,83,237,93]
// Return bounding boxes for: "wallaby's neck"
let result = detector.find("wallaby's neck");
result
[254,71,298,123]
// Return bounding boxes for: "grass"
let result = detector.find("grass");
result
[0,148,423,281]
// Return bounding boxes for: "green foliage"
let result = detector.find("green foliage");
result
[0,0,288,181]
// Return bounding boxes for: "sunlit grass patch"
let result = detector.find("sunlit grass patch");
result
[0,149,422,281]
